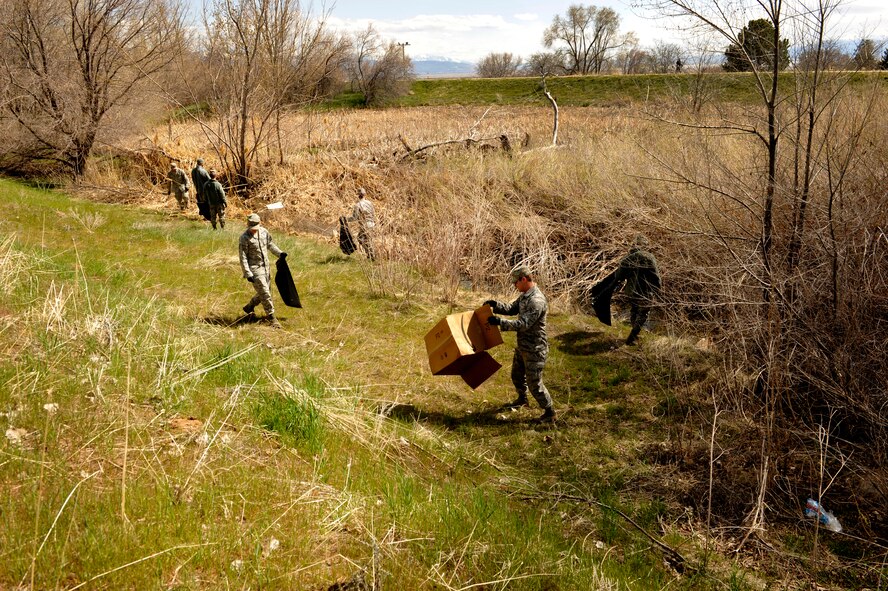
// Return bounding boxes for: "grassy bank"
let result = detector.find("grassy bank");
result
[401,73,761,107]
[313,71,888,109]
[0,178,739,589]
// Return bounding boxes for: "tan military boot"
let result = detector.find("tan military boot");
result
[267,314,282,329]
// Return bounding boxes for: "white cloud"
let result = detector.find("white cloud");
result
[513,13,539,22]
[329,14,548,62]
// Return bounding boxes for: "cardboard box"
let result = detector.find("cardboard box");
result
[424,305,504,389]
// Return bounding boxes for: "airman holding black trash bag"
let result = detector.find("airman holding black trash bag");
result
[239,213,286,328]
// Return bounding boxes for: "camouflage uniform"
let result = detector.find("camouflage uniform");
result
[239,224,283,316]
[167,165,190,210]
[203,178,227,230]
[347,195,376,260]
[615,245,660,345]
[488,285,553,411]
[191,164,211,204]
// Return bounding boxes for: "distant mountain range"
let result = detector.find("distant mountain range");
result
[413,58,476,78]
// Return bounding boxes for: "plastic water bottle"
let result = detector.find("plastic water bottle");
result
[805,498,842,533]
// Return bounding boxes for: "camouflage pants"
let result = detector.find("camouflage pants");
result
[173,188,189,210]
[209,203,226,229]
[246,269,275,315]
[357,228,375,261]
[629,298,651,332]
[625,297,651,345]
[511,348,553,410]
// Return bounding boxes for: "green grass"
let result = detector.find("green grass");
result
[0,177,761,589]
[319,70,888,109]
[311,91,366,110]
[253,377,325,453]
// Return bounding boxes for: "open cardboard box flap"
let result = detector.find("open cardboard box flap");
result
[424,305,504,389]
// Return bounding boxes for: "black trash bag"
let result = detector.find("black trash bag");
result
[339,216,357,255]
[640,266,662,294]
[588,270,619,326]
[275,257,302,308]
[197,199,211,221]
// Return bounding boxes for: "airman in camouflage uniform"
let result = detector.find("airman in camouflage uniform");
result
[346,187,376,261]
[167,162,190,211]
[203,170,227,230]
[615,235,661,345]
[485,266,555,422]
[239,213,287,328]
[191,159,211,205]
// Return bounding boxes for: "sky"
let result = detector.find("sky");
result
[190,0,888,63]
[319,0,888,62]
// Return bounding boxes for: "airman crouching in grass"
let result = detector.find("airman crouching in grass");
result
[239,213,286,328]
[485,266,555,423]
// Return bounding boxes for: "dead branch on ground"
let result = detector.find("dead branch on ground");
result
[399,135,512,161]
[507,484,692,574]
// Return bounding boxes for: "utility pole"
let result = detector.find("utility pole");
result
[396,41,410,60]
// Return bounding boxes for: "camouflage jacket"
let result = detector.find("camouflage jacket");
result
[167,168,189,194]
[203,180,227,207]
[239,227,282,278]
[348,199,376,229]
[489,285,549,354]
[615,248,661,299]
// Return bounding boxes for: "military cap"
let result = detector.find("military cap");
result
[510,265,532,283]
[196,158,204,165]
[357,187,367,197]
[247,213,261,226]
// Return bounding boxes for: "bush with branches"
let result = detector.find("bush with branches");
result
[475,53,523,78]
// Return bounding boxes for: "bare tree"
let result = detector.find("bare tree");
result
[0,0,186,177]
[649,41,684,73]
[642,0,789,540]
[684,38,722,111]
[794,38,849,70]
[475,52,523,78]
[524,52,567,77]
[261,0,349,164]
[350,25,414,107]
[543,4,624,74]
[192,0,346,192]
[614,32,649,74]
[640,0,887,540]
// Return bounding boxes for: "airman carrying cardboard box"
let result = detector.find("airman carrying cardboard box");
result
[424,305,504,389]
